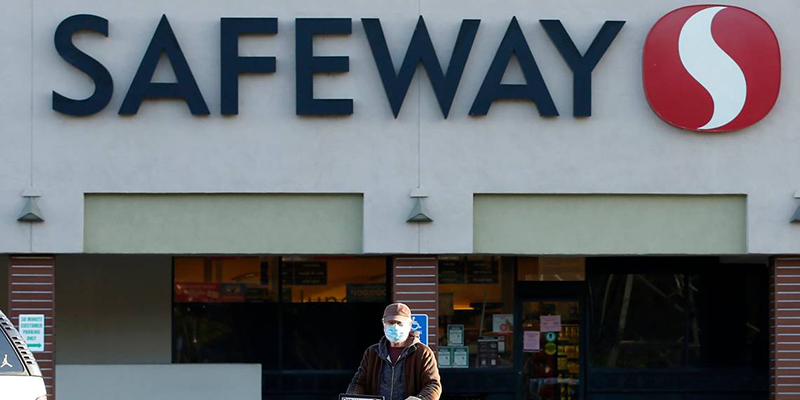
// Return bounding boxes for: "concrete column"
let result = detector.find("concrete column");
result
[393,257,438,352]
[9,256,55,399]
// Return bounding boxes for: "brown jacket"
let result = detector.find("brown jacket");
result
[347,332,442,400]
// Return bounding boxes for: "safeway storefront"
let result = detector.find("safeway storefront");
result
[0,0,796,399]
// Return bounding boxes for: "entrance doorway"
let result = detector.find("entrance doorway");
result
[520,300,581,400]
[516,282,585,400]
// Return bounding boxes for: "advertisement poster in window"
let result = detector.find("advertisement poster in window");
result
[492,314,514,335]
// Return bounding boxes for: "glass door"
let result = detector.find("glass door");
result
[519,300,582,400]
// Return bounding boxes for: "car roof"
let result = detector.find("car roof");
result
[0,310,42,377]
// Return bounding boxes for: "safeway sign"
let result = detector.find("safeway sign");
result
[19,314,45,353]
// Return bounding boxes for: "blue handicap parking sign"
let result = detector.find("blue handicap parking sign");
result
[411,314,428,345]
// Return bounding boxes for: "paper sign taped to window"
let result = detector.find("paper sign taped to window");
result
[452,346,469,368]
[447,325,464,346]
[524,331,540,352]
[438,347,452,368]
[540,315,562,332]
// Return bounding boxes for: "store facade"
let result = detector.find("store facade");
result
[163,255,769,400]
[0,0,796,399]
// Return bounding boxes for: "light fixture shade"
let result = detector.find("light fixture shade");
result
[792,204,800,223]
[18,197,44,222]
[407,198,433,223]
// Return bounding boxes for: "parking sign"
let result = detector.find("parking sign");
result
[411,314,428,345]
[18,314,45,352]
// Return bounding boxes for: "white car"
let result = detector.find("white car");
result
[0,310,47,400]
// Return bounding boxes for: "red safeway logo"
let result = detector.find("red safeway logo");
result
[643,5,781,132]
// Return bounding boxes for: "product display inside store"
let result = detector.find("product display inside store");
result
[437,256,515,368]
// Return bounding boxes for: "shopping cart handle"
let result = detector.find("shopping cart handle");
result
[339,394,385,400]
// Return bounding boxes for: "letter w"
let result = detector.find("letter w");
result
[362,17,480,118]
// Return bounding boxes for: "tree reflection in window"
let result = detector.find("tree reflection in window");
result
[589,261,768,371]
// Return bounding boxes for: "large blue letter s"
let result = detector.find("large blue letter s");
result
[53,14,113,116]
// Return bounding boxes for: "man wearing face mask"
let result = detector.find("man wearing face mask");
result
[346,303,441,400]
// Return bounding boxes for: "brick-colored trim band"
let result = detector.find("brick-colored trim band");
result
[394,257,438,352]
[773,258,800,400]
[9,256,55,399]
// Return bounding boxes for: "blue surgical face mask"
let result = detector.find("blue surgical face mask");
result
[384,322,411,343]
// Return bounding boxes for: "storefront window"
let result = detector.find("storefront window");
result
[589,259,769,370]
[174,257,279,303]
[281,257,387,303]
[437,256,514,369]
[686,267,769,368]
[172,257,280,366]
[280,257,388,369]
[173,256,388,370]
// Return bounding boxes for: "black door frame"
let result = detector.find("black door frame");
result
[514,281,588,400]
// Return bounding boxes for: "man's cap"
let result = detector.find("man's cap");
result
[383,303,412,322]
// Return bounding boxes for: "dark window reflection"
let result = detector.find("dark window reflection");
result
[689,268,769,368]
[173,303,280,369]
[590,273,686,368]
[589,259,768,371]
[282,303,385,370]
